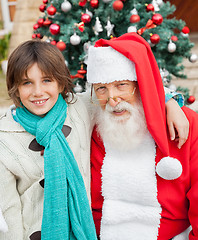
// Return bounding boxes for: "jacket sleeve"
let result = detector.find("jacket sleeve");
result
[0,146,23,240]
[186,109,198,239]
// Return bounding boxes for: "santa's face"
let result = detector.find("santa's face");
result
[93,80,138,119]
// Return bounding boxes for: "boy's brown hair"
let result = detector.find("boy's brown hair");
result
[6,39,74,107]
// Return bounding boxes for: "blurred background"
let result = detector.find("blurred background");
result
[0,0,197,113]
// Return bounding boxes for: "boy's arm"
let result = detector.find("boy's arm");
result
[164,87,189,149]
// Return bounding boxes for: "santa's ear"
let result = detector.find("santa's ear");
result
[0,208,8,233]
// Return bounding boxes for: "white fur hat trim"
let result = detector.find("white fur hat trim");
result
[156,157,182,180]
[87,46,137,84]
[0,208,8,233]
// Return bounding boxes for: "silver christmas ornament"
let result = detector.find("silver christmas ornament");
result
[70,33,81,45]
[61,0,72,13]
[156,0,164,7]
[127,25,137,33]
[93,17,103,36]
[168,40,176,53]
[180,32,189,38]
[102,0,112,3]
[148,39,155,47]
[86,9,93,18]
[189,53,198,63]
[130,8,138,15]
[74,83,83,93]
[105,18,114,37]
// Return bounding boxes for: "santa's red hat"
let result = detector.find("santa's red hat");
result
[87,32,182,180]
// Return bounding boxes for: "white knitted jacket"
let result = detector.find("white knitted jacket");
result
[0,96,92,240]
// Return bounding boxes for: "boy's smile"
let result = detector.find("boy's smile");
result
[18,63,62,116]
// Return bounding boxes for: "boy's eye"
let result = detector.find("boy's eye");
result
[43,79,52,83]
[22,81,31,85]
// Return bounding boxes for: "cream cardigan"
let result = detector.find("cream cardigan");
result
[0,96,92,240]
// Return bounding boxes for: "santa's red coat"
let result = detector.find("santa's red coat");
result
[91,106,198,240]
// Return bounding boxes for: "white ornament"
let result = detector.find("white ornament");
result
[160,68,169,83]
[61,0,72,13]
[70,33,81,45]
[189,53,198,63]
[74,83,83,93]
[86,8,93,18]
[45,38,51,43]
[169,83,177,91]
[105,18,114,37]
[152,0,160,11]
[130,8,138,15]
[148,39,155,47]
[102,0,112,3]
[180,32,189,38]
[168,40,176,53]
[127,25,137,33]
[156,0,164,7]
[93,17,103,36]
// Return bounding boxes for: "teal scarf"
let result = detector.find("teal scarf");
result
[15,94,97,240]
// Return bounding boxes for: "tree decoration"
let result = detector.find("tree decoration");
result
[43,0,48,4]
[47,5,57,16]
[150,33,160,44]
[130,14,140,23]
[171,35,178,42]
[70,33,81,45]
[93,17,103,35]
[182,26,190,34]
[160,68,169,84]
[37,33,43,39]
[146,4,154,12]
[168,83,177,91]
[168,40,176,53]
[130,8,138,15]
[73,82,83,93]
[37,18,44,27]
[113,0,124,11]
[61,1,72,13]
[79,0,87,7]
[152,13,163,25]
[81,13,91,23]
[90,0,99,8]
[103,0,112,2]
[187,95,195,104]
[75,22,85,32]
[56,41,66,51]
[39,4,46,12]
[127,25,137,33]
[189,53,198,63]
[50,40,57,45]
[105,18,114,37]
[32,33,37,39]
[151,0,160,11]
[43,19,52,27]
[156,0,164,7]
[49,23,60,35]
[86,9,93,18]
[33,23,40,30]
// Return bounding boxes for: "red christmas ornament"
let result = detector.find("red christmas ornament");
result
[130,14,140,23]
[182,26,190,34]
[171,35,178,42]
[152,13,163,25]
[43,19,52,27]
[37,18,44,27]
[39,4,46,12]
[37,33,43,39]
[49,23,60,35]
[187,95,195,104]
[79,0,87,6]
[33,23,40,30]
[32,34,37,39]
[113,0,124,11]
[56,41,66,51]
[47,5,57,15]
[43,0,48,4]
[90,0,99,8]
[50,40,57,45]
[81,13,91,23]
[150,34,160,44]
[146,4,154,12]
[77,69,87,74]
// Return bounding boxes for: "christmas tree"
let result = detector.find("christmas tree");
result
[33,0,197,103]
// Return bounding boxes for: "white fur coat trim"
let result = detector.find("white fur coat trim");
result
[0,208,8,233]
[100,131,162,240]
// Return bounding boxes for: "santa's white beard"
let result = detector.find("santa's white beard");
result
[95,100,148,151]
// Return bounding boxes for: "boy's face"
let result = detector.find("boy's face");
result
[17,63,62,116]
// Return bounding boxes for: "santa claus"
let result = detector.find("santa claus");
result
[87,33,198,239]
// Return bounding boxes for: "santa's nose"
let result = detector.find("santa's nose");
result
[107,96,121,107]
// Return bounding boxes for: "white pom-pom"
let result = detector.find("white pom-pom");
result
[0,208,8,233]
[156,157,182,180]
